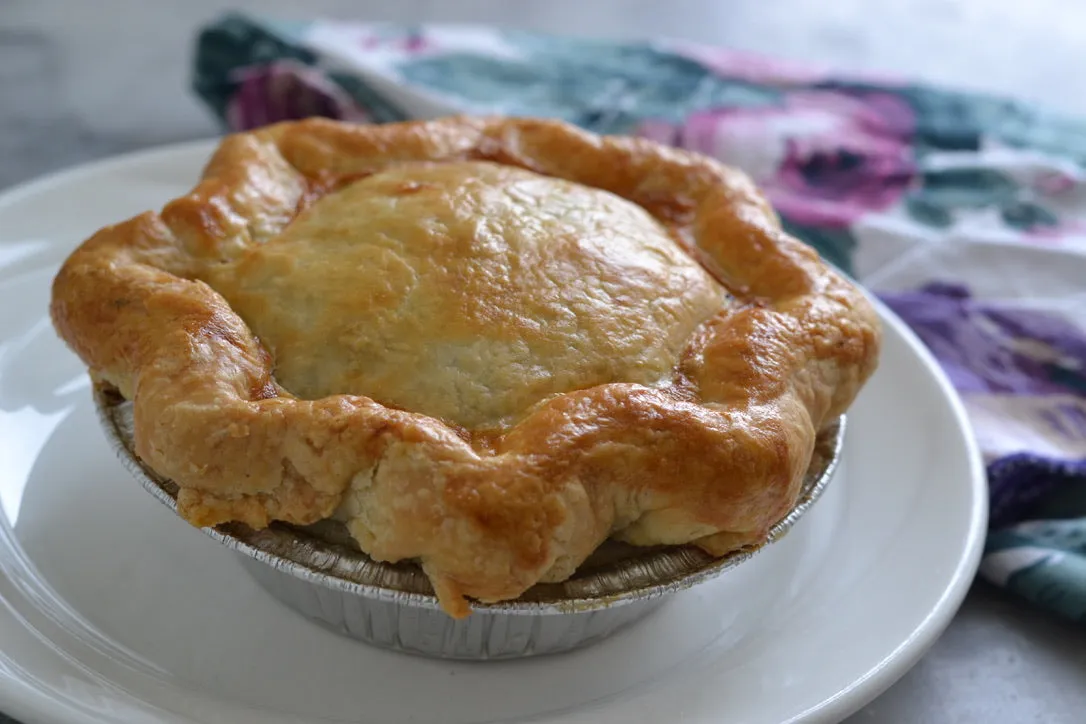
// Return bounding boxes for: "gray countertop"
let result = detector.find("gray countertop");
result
[4,1,1086,722]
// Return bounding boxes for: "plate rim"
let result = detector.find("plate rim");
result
[0,139,988,724]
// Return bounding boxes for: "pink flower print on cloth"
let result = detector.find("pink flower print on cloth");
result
[639,91,917,227]
[225,60,371,130]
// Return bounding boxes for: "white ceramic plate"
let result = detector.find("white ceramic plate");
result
[0,143,986,724]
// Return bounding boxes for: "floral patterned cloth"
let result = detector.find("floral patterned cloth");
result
[193,15,1086,624]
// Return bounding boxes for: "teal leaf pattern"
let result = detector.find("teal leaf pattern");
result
[1002,201,1060,232]
[904,195,954,228]
[398,43,781,134]
[904,168,1064,232]
[920,169,1019,208]
[987,524,1086,623]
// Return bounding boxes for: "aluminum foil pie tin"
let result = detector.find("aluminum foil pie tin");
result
[95,387,844,660]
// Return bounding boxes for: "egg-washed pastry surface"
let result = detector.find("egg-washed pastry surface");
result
[51,117,880,617]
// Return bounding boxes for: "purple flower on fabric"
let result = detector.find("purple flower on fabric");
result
[225,60,371,131]
[637,91,916,227]
[880,282,1085,396]
[882,283,1086,527]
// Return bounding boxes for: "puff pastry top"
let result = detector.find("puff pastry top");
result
[51,117,880,617]
[207,160,725,430]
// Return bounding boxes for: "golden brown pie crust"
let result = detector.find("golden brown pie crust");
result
[51,117,880,617]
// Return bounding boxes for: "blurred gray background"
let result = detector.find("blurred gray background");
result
[3,1,1086,722]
